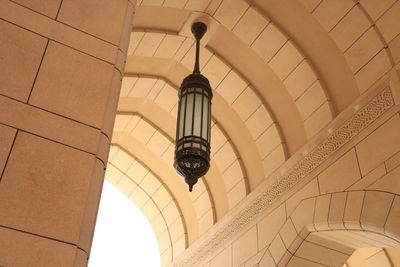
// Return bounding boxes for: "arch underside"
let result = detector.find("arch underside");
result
[257,190,400,267]
[104,0,400,265]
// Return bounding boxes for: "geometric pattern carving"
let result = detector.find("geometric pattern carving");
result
[174,87,395,266]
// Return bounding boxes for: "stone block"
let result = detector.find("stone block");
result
[0,132,96,244]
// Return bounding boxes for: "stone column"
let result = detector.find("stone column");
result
[0,0,134,266]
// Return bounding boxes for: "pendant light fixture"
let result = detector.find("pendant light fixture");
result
[174,22,212,192]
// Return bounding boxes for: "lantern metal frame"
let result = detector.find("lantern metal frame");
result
[174,22,213,192]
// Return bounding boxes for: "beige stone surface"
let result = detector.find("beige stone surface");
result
[304,101,333,138]
[214,141,237,173]
[232,7,268,46]
[344,28,383,74]
[256,125,281,159]
[290,198,316,233]
[348,164,386,191]
[361,191,394,232]
[77,159,105,252]
[269,41,303,80]
[142,199,160,222]
[287,256,326,267]
[160,246,172,266]
[228,179,246,208]
[368,165,400,194]
[0,0,118,63]
[262,144,286,178]
[313,0,355,31]
[367,250,392,267]
[330,5,370,52]
[232,87,261,121]
[73,248,88,267]
[223,160,244,191]
[245,105,273,140]
[232,226,257,266]
[314,194,331,230]
[376,1,400,42]
[279,219,298,249]
[307,232,354,255]
[356,114,400,175]
[198,209,214,235]
[214,0,248,30]
[296,81,326,121]
[172,235,186,258]
[58,0,128,44]
[0,94,101,154]
[13,0,62,18]
[140,172,162,196]
[355,49,392,93]
[251,23,287,62]
[361,0,397,21]
[298,0,322,12]
[385,150,400,172]
[0,132,95,244]
[242,248,266,267]
[284,59,317,100]
[296,240,349,266]
[216,70,248,105]
[210,246,232,267]
[258,250,275,267]
[0,20,47,102]
[343,191,364,229]
[257,203,286,249]
[318,149,361,193]
[152,186,173,210]
[269,235,287,264]
[286,178,319,215]
[385,196,400,239]
[328,192,347,229]
[0,124,17,176]
[0,227,77,267]
[169,218,184,243]
[389,34,400,64]
[129,186,149,208]
[29,41,115,128]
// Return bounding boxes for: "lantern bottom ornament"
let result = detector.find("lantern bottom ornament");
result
[174,135,210,192]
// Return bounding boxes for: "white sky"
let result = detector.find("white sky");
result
[88,180,161,267]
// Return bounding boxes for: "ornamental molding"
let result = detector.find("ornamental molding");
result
[174,86,396,266]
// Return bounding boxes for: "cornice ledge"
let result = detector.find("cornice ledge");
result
[173,83,396,267]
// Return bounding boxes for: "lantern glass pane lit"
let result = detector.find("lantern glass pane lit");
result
[174,22,212,192]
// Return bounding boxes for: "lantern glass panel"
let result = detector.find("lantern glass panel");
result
[202,95,209,141]
[208,101,211,142]
[184,93,194,136]
[178,94,186,139]
[193,91,203,137]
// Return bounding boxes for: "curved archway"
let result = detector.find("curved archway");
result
[258,190,400,266]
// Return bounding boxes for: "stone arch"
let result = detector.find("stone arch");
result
[296,0,398,95]
[106,145,188,265]
[258,190,400,266]
[112,112,221,234]
[114,109,230,219]
[131,2,356,142]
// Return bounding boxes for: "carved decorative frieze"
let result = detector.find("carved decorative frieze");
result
[174,87,395,266]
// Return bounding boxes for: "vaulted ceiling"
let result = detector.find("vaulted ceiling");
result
[105,0,400,264]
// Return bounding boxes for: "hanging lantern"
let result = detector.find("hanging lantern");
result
[174,22,212,192]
